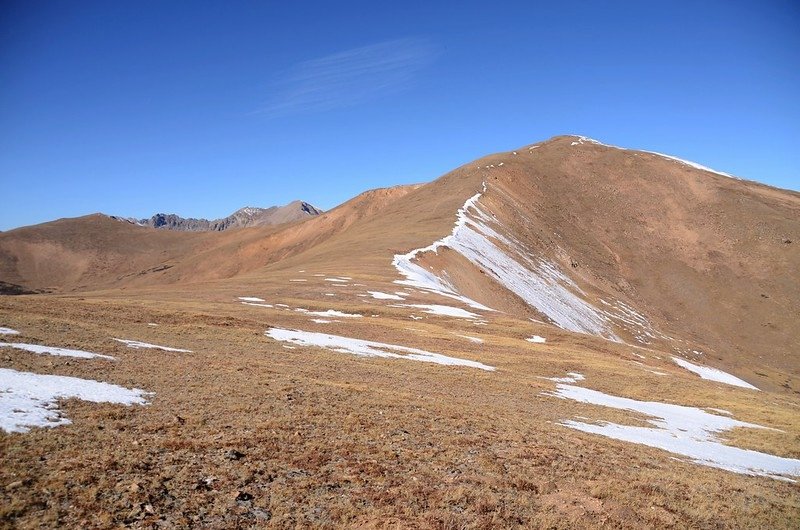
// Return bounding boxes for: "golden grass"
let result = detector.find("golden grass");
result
[1,287,800,528]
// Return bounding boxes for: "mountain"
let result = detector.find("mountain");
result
[2,136,800,527]
[0,186,416,293]
[2,136,798,376]
[113,200,323,231]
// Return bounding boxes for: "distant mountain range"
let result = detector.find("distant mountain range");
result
[109,200,322,231]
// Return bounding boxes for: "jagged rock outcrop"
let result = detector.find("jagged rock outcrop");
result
[134,201,322,231]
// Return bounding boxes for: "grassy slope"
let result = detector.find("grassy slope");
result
[1,279,799,528]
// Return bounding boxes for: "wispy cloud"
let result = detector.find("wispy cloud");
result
[258,37,439,117]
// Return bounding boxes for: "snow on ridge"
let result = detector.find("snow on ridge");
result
[266,328,494,371]
[391,182,621,341]
[569,136,602,146]
[113,339,192,353]
[0,327,20,335]
[0,368,149,433]
[391,191,494,312]
[567,135,739,180]
[0,342,115,360]
[672,357,758,390]
[548,378,797,480]
[642,151,738,179]
[449,197,619,340]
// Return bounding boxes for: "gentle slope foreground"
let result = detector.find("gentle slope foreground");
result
[1,135,799,528]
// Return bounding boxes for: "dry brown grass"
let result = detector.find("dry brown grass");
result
[2,283,799,529]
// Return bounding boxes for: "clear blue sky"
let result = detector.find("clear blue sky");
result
[1,0,798,230]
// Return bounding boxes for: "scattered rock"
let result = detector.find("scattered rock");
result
[6,480,24,491]
[195,476,216,491]
[235,491,253,502]
[251,507,271,520]
[225,449,245,461]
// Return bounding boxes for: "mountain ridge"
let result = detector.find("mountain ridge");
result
[109,200,323,231]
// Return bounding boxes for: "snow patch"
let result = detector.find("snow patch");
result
[238,297,266,302]
[672,357,758,390]
[241,302,274,308]
[0,343,115,360]
[368,291,405,300]
[544,372,585,383]
[113,339,192,353]
[305,309,362,318]
[600,298,668,344]
[399,304,479,319]
[267,328,494,371]
[548,380,797,480]
[0,368,149,433]
[526,335,547,344]
[0,327,20,335]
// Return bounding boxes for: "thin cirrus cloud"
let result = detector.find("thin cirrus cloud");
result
[258,37,439,117]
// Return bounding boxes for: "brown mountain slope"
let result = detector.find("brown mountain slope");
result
[0,185,419,293]
[0,214,213,293]
[234,135,799,381]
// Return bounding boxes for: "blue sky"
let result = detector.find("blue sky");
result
[1,1,798,230]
